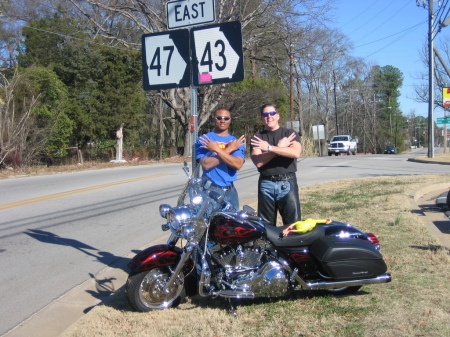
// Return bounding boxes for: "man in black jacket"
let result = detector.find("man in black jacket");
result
[250,104,302,226]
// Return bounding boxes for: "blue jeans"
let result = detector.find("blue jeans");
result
[258,174,301,226]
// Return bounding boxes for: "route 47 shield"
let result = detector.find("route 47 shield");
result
[142,29,190,90]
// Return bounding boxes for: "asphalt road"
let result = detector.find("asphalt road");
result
[1,148,449,335]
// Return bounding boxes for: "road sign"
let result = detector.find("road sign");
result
[191,21,244,86]
[443,87,450,106]
[142,29,190,90]
[437,117,450,124]
[167,0,215,29]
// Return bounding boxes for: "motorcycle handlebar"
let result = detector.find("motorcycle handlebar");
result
[245,215,263,222]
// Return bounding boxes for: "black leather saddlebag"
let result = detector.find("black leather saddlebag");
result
[310,237,387,280]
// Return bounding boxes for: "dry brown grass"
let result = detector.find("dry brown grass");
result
[412,153,450,163]
[62,173,450,337]
[0,156,190,180]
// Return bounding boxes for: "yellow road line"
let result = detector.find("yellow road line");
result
[0,173,173,210]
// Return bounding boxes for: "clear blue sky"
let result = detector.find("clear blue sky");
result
[331,0,449,119]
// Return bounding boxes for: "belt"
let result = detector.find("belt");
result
[261,172,295,181]
[211,182,234,191]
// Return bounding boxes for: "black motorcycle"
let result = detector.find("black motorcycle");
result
[125,160,391,312]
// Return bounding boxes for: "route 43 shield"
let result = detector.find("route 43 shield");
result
[191,21,244,86]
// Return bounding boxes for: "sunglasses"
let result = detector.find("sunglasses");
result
[262,111,278,117]
[215,116,231,121]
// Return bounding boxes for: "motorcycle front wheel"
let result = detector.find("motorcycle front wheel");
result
[126,267,186,312]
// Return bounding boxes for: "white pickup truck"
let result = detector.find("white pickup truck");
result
[327,135,358,156]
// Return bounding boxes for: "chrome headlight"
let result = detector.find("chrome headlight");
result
[167,206,193,233]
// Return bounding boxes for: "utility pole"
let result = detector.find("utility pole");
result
[428,0,435,158]
[290,43,294,121]
[333,70,339,135]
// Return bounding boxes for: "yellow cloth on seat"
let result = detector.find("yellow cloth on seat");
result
[290,218,331,233]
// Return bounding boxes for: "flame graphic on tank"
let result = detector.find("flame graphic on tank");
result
[210,215,264,244]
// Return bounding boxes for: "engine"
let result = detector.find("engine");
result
[209,242,291,298]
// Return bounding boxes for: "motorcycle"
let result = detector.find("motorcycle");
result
[125,159,392,313]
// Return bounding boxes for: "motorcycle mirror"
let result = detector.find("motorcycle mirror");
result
[182,161,190,178]
[243,205,258,216]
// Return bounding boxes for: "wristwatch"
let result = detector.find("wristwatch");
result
[267,145,273,152]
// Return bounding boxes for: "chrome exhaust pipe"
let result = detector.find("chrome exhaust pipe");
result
[297,273,392,290]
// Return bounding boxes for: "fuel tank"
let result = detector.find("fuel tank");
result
[209,214,265,244]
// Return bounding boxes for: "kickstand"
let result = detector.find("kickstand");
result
[227,299,238,317]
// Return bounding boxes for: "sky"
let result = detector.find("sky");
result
[331,0,450,119]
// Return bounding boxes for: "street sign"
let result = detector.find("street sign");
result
[437,117,450,124]
[191,21,244,86]
[142,29,190,90]
[167,0,215,29]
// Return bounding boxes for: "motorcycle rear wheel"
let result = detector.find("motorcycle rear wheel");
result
[126,267,185,312]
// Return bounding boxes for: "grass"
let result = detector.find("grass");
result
[62,173,450,337]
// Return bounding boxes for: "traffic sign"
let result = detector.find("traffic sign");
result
[191,21,244,86]
[437,117,450,124]
[142,29,190,90]
[443,87,450,106]
[167,0,215,29]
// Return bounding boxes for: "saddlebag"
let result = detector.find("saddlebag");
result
[310,237,387,280]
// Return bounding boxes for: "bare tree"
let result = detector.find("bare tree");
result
[0,69,39,167]
[54,0,332,155]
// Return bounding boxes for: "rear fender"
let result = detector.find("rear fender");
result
[127,244,186,275]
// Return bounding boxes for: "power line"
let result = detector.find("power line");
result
[338,0,379,31]
[353,0,411,44]
[355,19,427,49]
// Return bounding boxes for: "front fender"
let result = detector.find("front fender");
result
[127,244,184,275]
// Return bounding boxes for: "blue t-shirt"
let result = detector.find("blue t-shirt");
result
[195,132,245,187]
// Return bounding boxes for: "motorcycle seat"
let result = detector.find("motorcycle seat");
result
[265,224,325,248]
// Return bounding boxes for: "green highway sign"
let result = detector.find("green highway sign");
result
[437,117,450,124]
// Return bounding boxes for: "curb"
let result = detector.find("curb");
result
[410,183,450,250]
[407,158,450,165]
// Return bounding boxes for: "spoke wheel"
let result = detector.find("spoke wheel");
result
[126,268,185,312]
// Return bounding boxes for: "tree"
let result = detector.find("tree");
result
[58,0,331,156]
[372,65,404,150]
[18,16,147,155]
[0,67,69,167]
[21,66,73,160]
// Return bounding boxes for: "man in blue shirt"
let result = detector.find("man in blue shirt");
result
[195,108,245,209]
